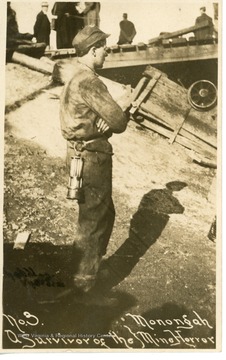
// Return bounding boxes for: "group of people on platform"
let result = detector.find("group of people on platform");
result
[7,2,216,53]
[33,2,137,49]
[33,2,101,49]
[6,1,137,52]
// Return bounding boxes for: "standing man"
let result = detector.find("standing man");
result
[52,2,78,48]
[194,6,214,40]
[6,2,34,47]
[117,13,136,45]
[83,2,101,27]
[51,2,69,48]
[60,26,129,304]
[34,2,51,46]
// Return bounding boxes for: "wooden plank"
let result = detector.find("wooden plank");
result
[40,56,56,66]
[183,124,217,148]
[130,77,148,102]
[179,128,217,155]
[176,135,216,159]
[103,44,218,69]
[143,66,166,79]
[140,100,217,149]
[137,109,217,156]
[188,36,197,45]
[109,46,120,53]
[171,38,188,47]
[169,108,191,144]
[45,48,76,56]
[136,117,216,159]
[144,65,184,93]
[143,73,192,132]
[148,20,211,44]
[137,108,173,130]
[12,51,54,74]
[140,89,189,130]
[196,35,217,45]
[119,44,136,52]
[183,108,217,148]
[162,39,172,48]
[140,101,176,128]
[130,74,161,115]
[135,116,173,137]
[150,73,188,103]
[188,152,217,168]
[45,44,218,67]
[13,231,31,250]
[137,43,147,50]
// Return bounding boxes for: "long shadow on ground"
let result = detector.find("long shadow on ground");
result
[96,181,187,291]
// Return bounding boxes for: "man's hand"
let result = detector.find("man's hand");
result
[96,119,110,133]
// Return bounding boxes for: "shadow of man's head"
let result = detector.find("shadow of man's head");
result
[165,181,187,192]
[138,180,188,215]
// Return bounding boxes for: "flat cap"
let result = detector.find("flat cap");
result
[41,1,49,6]
[200,6,206,11]
[72,25,110,53]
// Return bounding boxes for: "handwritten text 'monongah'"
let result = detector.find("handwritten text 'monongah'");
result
[110,311,215,349]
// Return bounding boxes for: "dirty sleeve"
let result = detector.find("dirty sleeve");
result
[79,76,128,134]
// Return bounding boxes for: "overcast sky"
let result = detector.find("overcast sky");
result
[10,0,217,47]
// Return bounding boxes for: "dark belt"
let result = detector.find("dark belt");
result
[68,138,113,155]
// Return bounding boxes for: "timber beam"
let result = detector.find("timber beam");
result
[103,43,218,69]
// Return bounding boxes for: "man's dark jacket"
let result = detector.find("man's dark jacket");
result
[34,11,51,45]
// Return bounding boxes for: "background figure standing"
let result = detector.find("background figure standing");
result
[83,2,100,27]
[6,2,34,47]
[6,2,46,60]
[52,2,78,48]
[75,2,85,28]
[6,1,19,47]
[117,13,136,45]
[194,6,214,40]
[34,2,51,46]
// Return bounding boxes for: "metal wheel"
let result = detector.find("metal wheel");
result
[188,80,217,111]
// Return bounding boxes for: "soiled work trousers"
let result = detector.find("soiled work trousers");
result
[67,139,115,292]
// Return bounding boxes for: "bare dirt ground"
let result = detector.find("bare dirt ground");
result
[3,62,217,351]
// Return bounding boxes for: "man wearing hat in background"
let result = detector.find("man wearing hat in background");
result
[59,25,129,305]
[33,2,51,47]
[194,6,214,40]
[117,13,136,45]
